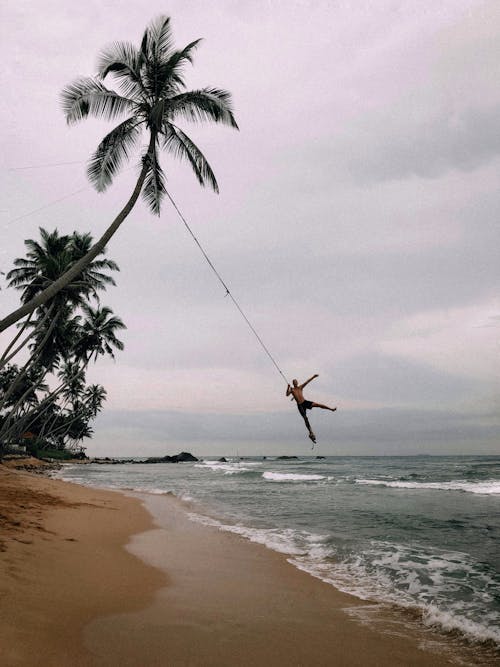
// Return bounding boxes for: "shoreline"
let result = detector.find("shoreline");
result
[0,464,489,665]
[0,464,164,666]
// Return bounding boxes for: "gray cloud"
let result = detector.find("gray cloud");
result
[318,105,500,185]
[88,406,500,457]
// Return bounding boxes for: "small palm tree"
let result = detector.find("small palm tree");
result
[75,304,126,364]
[84,384,107,418]
[0,15,238,334]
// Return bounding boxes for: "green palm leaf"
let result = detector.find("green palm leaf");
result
[163,124,219,192]
[97,41,147,100]
[168,88,239,128]
[62,77,134,125]
[155,40,203,97]
[0,15,239,336]
[142,145,166,214]
[87,117,142,191]
[144,15,174,60]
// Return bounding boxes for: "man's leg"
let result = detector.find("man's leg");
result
[311,402,337,412]
[298,404,314,435]
[302,412,313,432]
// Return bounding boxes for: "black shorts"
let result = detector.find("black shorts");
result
[297,400,313,416]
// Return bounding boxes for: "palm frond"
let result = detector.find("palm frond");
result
[143,17,190,99]
[61,77,134,125]
[97,41,147,100]
[141,145,166,214]
[162,124,219,193]
[168,88,239,129]
[156,40,203,97]
[84,271,116,288]
[87,117,142,191]
[84,257,120,273]
[145,15,174,59]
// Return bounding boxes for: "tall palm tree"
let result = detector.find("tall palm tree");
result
[0,15,238,334]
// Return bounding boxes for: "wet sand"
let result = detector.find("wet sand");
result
[0,463,461,665]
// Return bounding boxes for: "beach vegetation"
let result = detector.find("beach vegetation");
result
[0,14,238,335]
[0,228,124,458]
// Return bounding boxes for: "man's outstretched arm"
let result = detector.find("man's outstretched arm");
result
[299,374,318,389]
[286,384,292,396]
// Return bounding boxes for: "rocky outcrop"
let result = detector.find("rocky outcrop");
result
[0,456,61,473]
[277,455,298,460]
[144,452,199,464]
[92,458,136,465]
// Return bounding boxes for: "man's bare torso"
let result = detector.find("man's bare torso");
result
[290,386,304,403]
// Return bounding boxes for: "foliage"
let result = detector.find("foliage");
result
[0,13,237,337]
[0,229,123,457]
[61,14,238,214]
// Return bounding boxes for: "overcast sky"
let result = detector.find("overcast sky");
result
[1,0,499,456]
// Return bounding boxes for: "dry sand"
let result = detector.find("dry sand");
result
[0,463,163,666]
[0,463,468,666]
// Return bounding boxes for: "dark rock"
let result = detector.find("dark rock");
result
[277,455,298,460]
[315,456,326,459]
[93,458,135,464]
[144,451,199,464]
[218,457,227,462]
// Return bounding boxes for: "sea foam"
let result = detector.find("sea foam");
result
[195,460,261,475]
[263,472,326,482]
[355,479,500,495]
[188,512,330,557]
[188,510,500,648]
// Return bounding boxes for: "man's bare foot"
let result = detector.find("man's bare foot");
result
[331,407,337,412]
[309,432,316,443]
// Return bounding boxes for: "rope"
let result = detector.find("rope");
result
[3,187,89,229]
[165,190,290,386]
[7,160,86,171]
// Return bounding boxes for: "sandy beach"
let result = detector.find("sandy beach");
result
[0,462,475,666]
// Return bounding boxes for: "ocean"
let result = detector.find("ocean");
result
[56,455,500,655]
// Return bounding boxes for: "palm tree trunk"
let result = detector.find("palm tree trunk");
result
[0,311,60,414]
[0,304,55,371]
[0,311,34,364]
[36,395,68,443]
[46,410,87,441]
[0,133,156,335]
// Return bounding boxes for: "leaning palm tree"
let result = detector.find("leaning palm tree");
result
[0,15,238,334]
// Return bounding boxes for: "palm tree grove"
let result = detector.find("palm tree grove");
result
[0,15,238,459]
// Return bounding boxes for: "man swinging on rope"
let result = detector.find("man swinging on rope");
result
[286,375,337,444]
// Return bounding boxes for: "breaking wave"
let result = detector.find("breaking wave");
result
[355,479,500,495]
